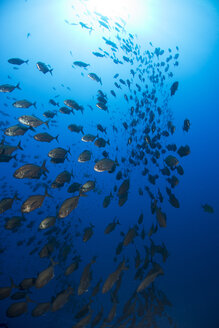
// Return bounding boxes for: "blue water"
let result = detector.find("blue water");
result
[0,0,219,327]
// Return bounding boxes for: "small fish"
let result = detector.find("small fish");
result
[8,58,29,65]
[88,73,102,84]
[36,62,53,75]
[0,83,21,93]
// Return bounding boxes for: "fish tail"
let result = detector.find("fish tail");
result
[50,257,58,266]
[26,295,35,303]
[17,141,23,150]
[28,126,35,132]
[91,256,97,264]
[107,139,110,145]
[12,154,17,161]
[67,147,71,155]
[16,82,21,90]
[33,101,37,109]
[55,135,59,142]
[10,277,18,289]
[49,68,53,75]
[45,188,53,198]
[41,160,49,173]
[45,120,49,128]
[14,193,20,201]
[25,60,29,64]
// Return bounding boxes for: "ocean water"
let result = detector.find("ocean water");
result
[0,0,219,327]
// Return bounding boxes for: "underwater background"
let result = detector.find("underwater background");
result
[0,0,219,327]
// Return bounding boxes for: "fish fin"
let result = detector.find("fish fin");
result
[28,126,35,132]
[16,82,21,90]
[33,101,37,109]
[17,141,23,150]
[55,135,59,142]
[49,69,53,75]
[45,120,49,128]
[25,60,29,64]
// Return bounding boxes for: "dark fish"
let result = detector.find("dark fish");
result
[170,81,179,96]
[8,58,29,65]
[0,83,21,93]
[36,62,53,75]
[73,61,90,68]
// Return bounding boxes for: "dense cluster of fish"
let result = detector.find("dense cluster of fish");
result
[0,1,213,327]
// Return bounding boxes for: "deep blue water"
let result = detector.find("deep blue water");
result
[0,1,219,328]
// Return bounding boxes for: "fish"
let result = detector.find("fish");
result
[81,134,96,142]
[137,263,164,292]
[18,115,49,128]
[4,216,25,231]
[94,158,116,172]
[21,188,52,213]
[68,124,84,133]
[80,180,95,193]
[78,150,91,163]
[73,61,90,68]
[183,118,191,132]
[13,160,48,179]
[52,170,73,188]
[104,217,120,234]
[39,216,56,230]
[83,224,95,242]
[35,258,58,288]
[0,278,16,300]
[92,52,105,57]
[51,286,74,312]
[0,83,21,93]
[156,208,167,227]
[202,204,214,213]
[58,195,80,218]
[88,73,102,84]
[59,106,73,115]
[31,302,51,317]
[4,124,33,136]
[8,58,29,65]
[65,256,81,276]
[102,259,128,293]
[78,256,97,295]
[19,278,36,290]
[170,81,179,96]
[36,61,53,75]
[0,194,19,214]
[164,155,179,168]
[103,192,113,208]
[67,182,81,194]
[6,296,33,318]
[34,132,58,143]
[48,147,70,162]
[12,99,36,109]
[177,145,191,157]
[94,138,109,148]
